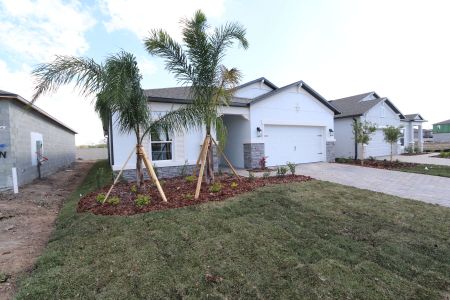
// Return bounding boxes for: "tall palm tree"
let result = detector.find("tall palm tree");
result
[144,10,248,183]
[32,51,200,189]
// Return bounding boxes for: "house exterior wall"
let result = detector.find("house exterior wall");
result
[233,81,273,98]
[0,101,13,191]
[221,114,250,168]
[334,118,356,159]
[433,123,450,134]
[433,133,450,143]
[0,99,75,190]
[248,85,335,165]
[111,102,205,172]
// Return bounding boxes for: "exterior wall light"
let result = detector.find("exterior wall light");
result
[257,127,262,137]
[329,128,334,137]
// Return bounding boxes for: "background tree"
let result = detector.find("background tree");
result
[32,51,199,189]
[352,119,377,165]
[383,126,402,162]
[144,10,248,184]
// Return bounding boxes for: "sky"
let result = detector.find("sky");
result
[1,0,449,145]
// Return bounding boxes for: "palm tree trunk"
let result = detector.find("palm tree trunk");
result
[206,138,214,183]
[135,129,144,189]
[390,143,393,162]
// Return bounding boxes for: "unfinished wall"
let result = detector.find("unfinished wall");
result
[8,100,76,186]
[0,101,14,191]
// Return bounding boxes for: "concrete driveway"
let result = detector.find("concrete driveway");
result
[297,163,450,208]
[379,153,450,166]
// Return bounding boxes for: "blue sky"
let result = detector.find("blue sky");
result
[1,0,449,144]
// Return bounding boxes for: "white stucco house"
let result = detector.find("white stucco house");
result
[108,77,340,179]
[330,92,426,159]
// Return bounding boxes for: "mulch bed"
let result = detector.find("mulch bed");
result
[77,174,313,216]
[336,159,417,170]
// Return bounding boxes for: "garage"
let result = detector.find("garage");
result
[264,125,325,166]
[365,129,391,158]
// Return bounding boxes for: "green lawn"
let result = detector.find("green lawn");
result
[17,161,450,299]
[397,164,450,178]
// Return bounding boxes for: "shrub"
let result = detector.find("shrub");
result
[230,182,238,189]
[130,184,137,193]
[259,156,268,170]
[135,194,151,207]
[276,166,288,176]
[262,172,271,178]
[286,162,296,175]
[248,171,255,180]
[209,182,222,193]
[184,193,193,200]
[107,196,120,206]
[439,151,450,158]
[185,175,197,183]
[96,193,106,203]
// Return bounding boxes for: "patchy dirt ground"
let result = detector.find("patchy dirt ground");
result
[0,161,94,300]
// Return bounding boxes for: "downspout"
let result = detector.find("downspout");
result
[353,117,358,160]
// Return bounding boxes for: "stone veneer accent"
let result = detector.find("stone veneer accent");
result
[243,143,265,169]
[326,141,336,162]
[116,145,219,181]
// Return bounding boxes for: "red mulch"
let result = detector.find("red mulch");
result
[338,159,417,169]
[77,174,313,216]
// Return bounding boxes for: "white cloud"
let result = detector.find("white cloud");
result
[137,57,157,77]
[0,0,96,62]
[99,0,226,39]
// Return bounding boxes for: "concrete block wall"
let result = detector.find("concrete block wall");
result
[7,100,76,187]
[0,101,14,191]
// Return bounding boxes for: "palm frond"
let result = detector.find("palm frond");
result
[32,55,104,102]
[144,29,194,84]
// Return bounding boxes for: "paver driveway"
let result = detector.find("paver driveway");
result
[296,163,450,207]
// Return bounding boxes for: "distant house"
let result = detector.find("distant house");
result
[330,92,426,159]
[0,90,76,192]
[433,119,450,142]
[108,77,340,179]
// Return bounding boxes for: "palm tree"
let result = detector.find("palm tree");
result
[144,10,248,184]
[32,51,200,190]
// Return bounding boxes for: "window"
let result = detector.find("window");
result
[151,129,172,161]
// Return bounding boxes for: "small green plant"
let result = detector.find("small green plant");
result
[135,194,151,207]
[96,193,106,203]
[209,182,222,193]
[277,166,288,176]
[184,193,193,200]
[262,171,271,178]
[107,196,120,206]
[185,175,197,183]
[130,184,137,193]
[286,162,296,175]
[230,182,238,189]
[439,151,450,158]
[248,171,255,180]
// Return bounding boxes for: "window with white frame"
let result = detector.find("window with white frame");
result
[150,129,172,161]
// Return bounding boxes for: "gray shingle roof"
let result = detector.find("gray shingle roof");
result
[403,113,426,122]
[434,119,450,125]
[144,78,340,114]
[329,92,384,119]
[143,86,251,107]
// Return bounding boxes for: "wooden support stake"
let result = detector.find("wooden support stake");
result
[103,146,135,204]
[193,136,209,176]
[211,137,241,180]
[194,135,210,199]
[138,146,168,203]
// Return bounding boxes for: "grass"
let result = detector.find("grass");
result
[16,161,450,299]
[397,164,450,178]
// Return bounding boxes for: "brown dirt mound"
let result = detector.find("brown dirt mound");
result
[78,175,313,216]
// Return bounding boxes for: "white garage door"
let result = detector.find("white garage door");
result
[365,129,391,157]
[265,125,325,166]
